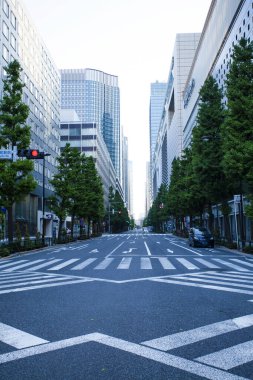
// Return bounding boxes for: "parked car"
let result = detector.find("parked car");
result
[188,227,214,248]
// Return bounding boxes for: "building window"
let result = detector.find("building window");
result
[3,0,9,17]
[60,136,68,141]
[10,11,16,29]
[10,33,16,50]
[2,21,9,40]
[2,45,9,62]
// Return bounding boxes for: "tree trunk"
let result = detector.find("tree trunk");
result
[208,202,214,232]
[87,217,90,238]
[71,212,75,239]
[58,217,64,241]
[221,200,232,243]
[7,206,13,243]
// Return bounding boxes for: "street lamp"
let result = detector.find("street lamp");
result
[42,153,51,245]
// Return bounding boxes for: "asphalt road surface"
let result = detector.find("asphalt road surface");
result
[1,231,253,379]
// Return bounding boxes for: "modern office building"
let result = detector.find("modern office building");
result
[60,69,121,181]
[0,0,61,237]
[60,110,118,207]
[145,161,151,216]
[151,33,200,200]
[122,136,129,210]
[149,81,167,162]
[181,0,253,241]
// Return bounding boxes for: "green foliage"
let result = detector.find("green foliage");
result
[0,59,36,242]
[50,144,104,239]
[109,189,130,233]
[222,38,253,191]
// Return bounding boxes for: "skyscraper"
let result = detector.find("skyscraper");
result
[149,81,167,162]
[61,69,121,180]
[0,0,61,236]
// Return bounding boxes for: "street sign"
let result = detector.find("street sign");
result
[0,149,13,160]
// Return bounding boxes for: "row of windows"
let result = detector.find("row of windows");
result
[60,146,97,153]
[2,0,16,29]
[60,123,97,129]
[61,135,97,141]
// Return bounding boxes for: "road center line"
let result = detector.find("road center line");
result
[144,241,152,256]
[106,242,125,257]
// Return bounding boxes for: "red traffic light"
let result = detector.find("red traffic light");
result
[31,150,39,157]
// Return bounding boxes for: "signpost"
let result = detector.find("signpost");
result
[0,147,17,161]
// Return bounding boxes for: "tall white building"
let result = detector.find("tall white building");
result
[0,0,61,236]
[151,33,200,200]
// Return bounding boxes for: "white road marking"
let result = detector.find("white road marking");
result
[176,258,199,270]
[174,275,253,290]
[106,242,125,257]
[94,258,114,270]
[0,274,58,285]
[196,340,253,370]
[194,258,220,269]
[89,249,99,253]
[169,241,203,256]
[231,259,253,268]
[0,278,93,294]
[0,332,245,379]
[0,323,49,349]
[71,258,97,270]
[144,241,152,256]
[213,259,249,272]
[4,260,45,272]
[117,257,132,270]
[150,278,253,295]
[158,258,176,270]
[141,257,152,269]
[142,314,253,351]
[167,249,174,253]
[48,259,80,271]
[0,260,28,269]
[122,248,137,254]
[25,259,62,271]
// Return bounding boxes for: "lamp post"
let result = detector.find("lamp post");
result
[42,153,51,245]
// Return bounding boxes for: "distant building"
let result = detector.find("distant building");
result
[145,162,151,216]
[149,81,167,163]
[0,0,61,237]
[151,33,200,200]
[60,111,117,207]
[122,136,129,209]
[60,68,121,181]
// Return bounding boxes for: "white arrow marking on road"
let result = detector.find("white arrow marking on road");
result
[156,242,160,244]
[167,249,174,253]
[89,249,99,253]
[122,248,137,253]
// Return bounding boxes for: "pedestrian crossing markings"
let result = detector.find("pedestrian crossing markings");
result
[1,257,253,273]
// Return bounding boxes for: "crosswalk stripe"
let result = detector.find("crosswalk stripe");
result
[0,276,71,290]
[0,278,93,294]
[0,260,28,269]
[213,259,249,271]
[176,258,199,270]
[196,339,253,370]
[150,278,253,295]
[71,258,97,270]
[0,322,49,349]
[158,258,176,270]
[175,275,253,290]
[94,258,114,270]
[141,257,152,269]
[142,314,253,351]
[194,258,220,269]
[48,259,80,271]
[4,260,45,272]
[0,274,57,285]
[187,273,253,284]
[26,259,62,271]
[117,257,132,269]
[231,259,253,268]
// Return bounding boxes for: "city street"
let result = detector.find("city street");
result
[1,231,253,379]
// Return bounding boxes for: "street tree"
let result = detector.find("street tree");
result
[82,156,104,237]
[222,38,253,220]
[0,59,36,242]
[49,144,81,240]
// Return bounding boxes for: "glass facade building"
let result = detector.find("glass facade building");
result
[0,0,61,236]
[149,81,167,162]
[61,69,121,180]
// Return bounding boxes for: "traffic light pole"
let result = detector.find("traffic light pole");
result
[42,155,45,246]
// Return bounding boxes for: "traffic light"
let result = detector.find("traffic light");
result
[18,149,45,159]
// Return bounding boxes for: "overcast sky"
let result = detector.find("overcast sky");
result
[22,0,211,219]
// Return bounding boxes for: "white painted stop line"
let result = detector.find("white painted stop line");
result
[0,322,48,349]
